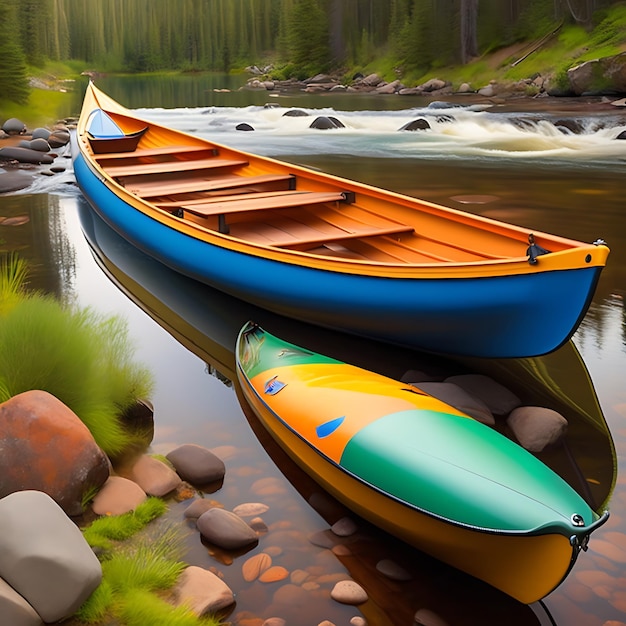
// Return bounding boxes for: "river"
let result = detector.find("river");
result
[1,74,625,625]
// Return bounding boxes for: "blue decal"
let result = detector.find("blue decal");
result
[264,376,286,395]
[316,416,345,438]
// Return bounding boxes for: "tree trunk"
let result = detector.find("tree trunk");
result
[460,0,478,64]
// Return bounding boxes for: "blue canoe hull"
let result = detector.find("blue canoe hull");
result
[74,152,603,359]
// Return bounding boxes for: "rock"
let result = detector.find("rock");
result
[360,73,382,86]
[196,508,259,550]
[166,443,225,486]
[331,516,358,536]
[119,398,154,443]
[567,52,626,95]
[283,109,309,117]
[236,123,255,131]
[375,559,412,581]
[242,552,272,581]
[48,130,71,148]
[31,128,51,140]
[350,618,367,626]
[0,170,34,193]
[184,498,221,518]
[0,578,42,626]
[233,502,269,517]
[0,147,54,165]
[91,475,147,516]
[172,565,235,616]
[258,565,289,583]
[399,119,431,131]
[0,490,102,623]
[126,454,182,497]
[616,130,626,140]
[420,78,447,92]
[263,618,287,626]
[457,82,473,93]
[444,374,521,416]
[330,579,368,605]
[376,80,401,94]
[28,138,51,152]
[412,382,495,425]
[507,406,568,451]
[0,390,110,516]
[309,116,344,130]
[2,118,27,135]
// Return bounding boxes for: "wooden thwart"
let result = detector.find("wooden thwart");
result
[103,157,249,178]
[127,173,296,197]
[180,191,349,218]
[271,225,415,248]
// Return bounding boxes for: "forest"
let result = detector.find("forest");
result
[0,0,624,104]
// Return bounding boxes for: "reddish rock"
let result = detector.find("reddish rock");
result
[0,390,109,516]
[91,476,147,516]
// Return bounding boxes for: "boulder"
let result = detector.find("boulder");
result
[0,170,34,193]
[28,138,51,152]
[31,128,51,140]
[166,443,226,486]
[0,147,54,165]
[0,490,102,623]
[567,52,626,95]
[399,118,431,132]
[0,578,42,626]
[196,507,258,550]
[2,118,27,135]
[0,390,110,516]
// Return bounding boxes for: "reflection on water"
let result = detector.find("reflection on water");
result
[1,79,626,623]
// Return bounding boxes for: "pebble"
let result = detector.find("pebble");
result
[242,552,272,582]
[233,502,270,517]
[330,579,368,605]
[259,565,289,583]
[330,516,358,536]
[375,558,413,581]
[350,617,367,626]
[183,498,222,518]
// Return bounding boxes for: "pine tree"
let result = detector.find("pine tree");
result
[0,0,30,105]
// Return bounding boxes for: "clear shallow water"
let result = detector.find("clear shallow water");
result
[1,78,626,624]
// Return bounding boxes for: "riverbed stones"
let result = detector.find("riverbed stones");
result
[0,390,110,516]
[507,406,568,451]
[242,552,273,581]
[2,118,27,135]
[184,497,222,518]
[166,443,226,486]
[0,490,102,623]
[375,559,412,581]
[196,507,259,550]
[0,578,42,626]
[172,565,235,616]
[0,146,54,164]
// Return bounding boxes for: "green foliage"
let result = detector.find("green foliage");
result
[78,512,220,625]
[0,256,154,458]
[0,254,30,316]
[116,589,208,626]
[82,498,167,548]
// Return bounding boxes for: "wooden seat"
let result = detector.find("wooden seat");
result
[127,173,296,198]
[94,145,215,161]
[174,190,352,234]
[180,191,350,218]
[270,225,415,248]
[103,158,249,178]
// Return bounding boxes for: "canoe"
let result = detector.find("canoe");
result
[72,81,610,358]
[235,321,609,604]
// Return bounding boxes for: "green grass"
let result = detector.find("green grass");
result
[82,497,167,549]
[0,256,154,458]
[77,513,221,626]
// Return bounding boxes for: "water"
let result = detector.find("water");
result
[1,75,625,625]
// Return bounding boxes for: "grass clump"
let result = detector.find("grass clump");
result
[77,515,221,626]
[0,254,154,458]
[82,497,167,550]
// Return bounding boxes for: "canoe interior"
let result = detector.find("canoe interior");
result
[79,88,603,268]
